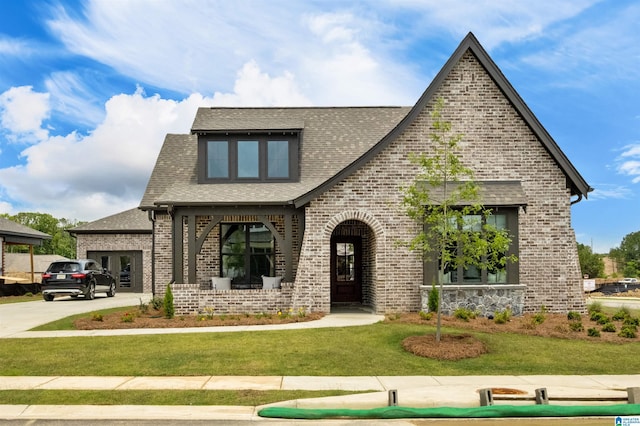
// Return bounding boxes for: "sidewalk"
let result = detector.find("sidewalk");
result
[1,374,638,421]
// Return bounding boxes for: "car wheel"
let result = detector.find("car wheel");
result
[43,294,54,302]
[85,281,96,300]
[107,281,116,297]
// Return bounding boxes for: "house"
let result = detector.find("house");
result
[71,208,152,293]
[93,33,593,316]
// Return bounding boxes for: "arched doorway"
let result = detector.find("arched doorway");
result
[330,220,375,307]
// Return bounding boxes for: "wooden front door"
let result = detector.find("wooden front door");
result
[330,237,362,303]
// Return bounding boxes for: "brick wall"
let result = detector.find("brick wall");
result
[76,232,153,293]
[293,50,585,314]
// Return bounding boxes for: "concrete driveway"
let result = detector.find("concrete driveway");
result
[0,293,151,338]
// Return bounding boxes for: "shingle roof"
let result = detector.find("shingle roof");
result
[70,208,151,234]
[0,217,51,242]
[140,32,591,210]
[140,107,410,208]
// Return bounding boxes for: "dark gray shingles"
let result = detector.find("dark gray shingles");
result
[70,208,151,233]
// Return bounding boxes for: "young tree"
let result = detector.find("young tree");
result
[401,98,517,342]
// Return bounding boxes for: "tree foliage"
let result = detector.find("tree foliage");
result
[0,212,84,259]
[610,231,640,278]
[577,243,604,278]
[400,98,517,341]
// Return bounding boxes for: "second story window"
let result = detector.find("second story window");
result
[198,133,299,183]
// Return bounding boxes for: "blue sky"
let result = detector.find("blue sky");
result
[0,0,638,254]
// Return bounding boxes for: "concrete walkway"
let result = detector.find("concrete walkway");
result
[1,374,638,422]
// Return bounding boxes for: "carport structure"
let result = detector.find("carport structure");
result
[0,217,51,286]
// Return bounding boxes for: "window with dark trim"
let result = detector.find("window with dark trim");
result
[198,133,299,182]
[424,207,519,285]
[220,223,275,288]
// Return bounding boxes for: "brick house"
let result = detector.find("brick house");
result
[71,208,152,293]
[134,32,592,316]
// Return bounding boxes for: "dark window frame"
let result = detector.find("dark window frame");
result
[423,207,519,285]
[198,132,300,183]
[220,222,276,289]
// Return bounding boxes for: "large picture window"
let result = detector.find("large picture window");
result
[198,133,299,182]
[220,223,275,288]
[427,207,519,285]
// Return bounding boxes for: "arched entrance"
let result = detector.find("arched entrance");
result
[330,220,376,307]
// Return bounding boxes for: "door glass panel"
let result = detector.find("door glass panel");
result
[237,141,259,178]
[119,255,131,288]
[335,243,355,282]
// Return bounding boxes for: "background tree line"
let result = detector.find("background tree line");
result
[578,230,640,279]
[1,212,85,259]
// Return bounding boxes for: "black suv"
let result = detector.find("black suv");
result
[41,259,116,301]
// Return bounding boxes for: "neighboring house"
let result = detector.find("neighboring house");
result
[133,33,592,316]
[71,208,152,293]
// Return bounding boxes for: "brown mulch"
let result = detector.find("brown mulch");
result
[402,333,488,360]
[390,308,640,360]
[74,310,324,330]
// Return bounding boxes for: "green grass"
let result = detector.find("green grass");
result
[0,389,361,406]
[0,294,40,305]
[2,322,640,376]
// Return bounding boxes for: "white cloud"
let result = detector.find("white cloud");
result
[211,61,310,107]
[0,37,29,55]
[588,184,633,200]
[389,0,598,49]
[0,86,50,142]
[617,143,640,184]
[44,71,105,127]
[0,88,214,221]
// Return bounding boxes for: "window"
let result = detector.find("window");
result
[220,223,275,288]
[427,207,519,285]
[199,133,299,182]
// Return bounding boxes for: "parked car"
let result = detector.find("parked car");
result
[41,259,116,301]
[618,278,639,285]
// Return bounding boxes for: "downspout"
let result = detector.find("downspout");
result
[149,209,156,296]
[570,194,583,205]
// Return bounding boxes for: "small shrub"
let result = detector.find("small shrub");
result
[387,312,401,321]
[587,301,602,314]
[24,292,33,297]
[91,313,103,322]
[567,311,581,321]
[297,307,307,318]
[121,312,135,323]
[601,322,616,333]
[612,308,630,321]
[619,326,638,339]
[623,316,640,327]
[494,309,512,324]
[590,311,609,325]
[569,321,584,332]
[428,281,439,313]
[531,312,546,325]
[454,307,477,322]
[164,284,174,319]
[419,310,433,320]
[150,297,163,310]
[587,328,601,337]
